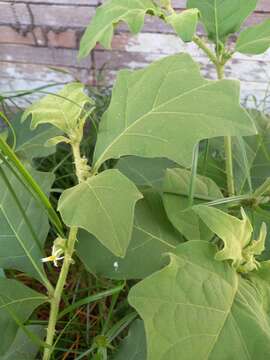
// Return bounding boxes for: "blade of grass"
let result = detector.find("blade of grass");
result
[0,111,16,150]
[57,283,124,320]
[0,138,64,236]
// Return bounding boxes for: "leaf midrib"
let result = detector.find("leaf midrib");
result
[94,80,212,169]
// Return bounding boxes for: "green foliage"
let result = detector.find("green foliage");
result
[8,113,61,161]
[129,241,270,360]
[163,168,223,240]
[93,53,256,171]
[115,156,176,192]
[113,320,146,360]
[236,19,270,54]
[22,83,94,135]
[0,164,53,281]
[0,1,270,359]
[79,0,160,59]
[194,206,267,272]
[187,0,258,43]
[166,9,199,42]
[77,190,181,279]
[58,169,142,257]
[0,326,44,360]
[0,278,46,355]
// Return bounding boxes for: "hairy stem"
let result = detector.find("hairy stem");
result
[42,141,84,360]
[192,35,218,66]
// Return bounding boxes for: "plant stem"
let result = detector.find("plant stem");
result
[192,34,235,196]
[216,63,235,196]
[43,141,84,360]
[192,35,218,66]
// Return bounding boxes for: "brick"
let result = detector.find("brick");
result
[47,29,77,49]
[0,25,35,45]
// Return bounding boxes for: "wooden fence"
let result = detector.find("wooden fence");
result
[0,0,270,108]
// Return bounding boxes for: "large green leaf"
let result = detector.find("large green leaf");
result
[58,169,142,257]
[22,83,93,134]
[113,319,146,360]
[187,0,258,43]
[129,241,270,360]
[8,113,61,161]
[115,156,176,192]
[79,0,160,58]
[163,168,222,240]
[236,19,270,54]
[0,325,44,360]
[77,190,181,280]
[0,163,53,280]
[0,278,46,355]
[93,54,256,172]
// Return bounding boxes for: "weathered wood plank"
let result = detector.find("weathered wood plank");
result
[0,2,31,26]
[0,44,91,68]
[0,61,89,82]
[4,0,98,5]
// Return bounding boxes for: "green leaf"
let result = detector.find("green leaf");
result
[115,156,176,192]
[187,0,258,43]
[0,163,54,280]
[22,83,93,134]
[45,135,70,146]
[236,19,270,54]
[0,325,45,360]
[167,9,199,42]
[194,205,267,272]
[93,54,256,172]
[129,241,270,360]
[163,168,223,240]
[79,0,160,59]
[58,169,142,257]
[0,278,46,355]
[77,190,181,280]
[232,110,270,194]
[248,261,270,314]
[8,113,62,161]
[113,319,146,360]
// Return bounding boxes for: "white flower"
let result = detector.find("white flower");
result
[41,237,66,267]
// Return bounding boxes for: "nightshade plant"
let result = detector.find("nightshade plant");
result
[0,0,270,359]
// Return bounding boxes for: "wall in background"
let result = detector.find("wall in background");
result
[0,0,270,108]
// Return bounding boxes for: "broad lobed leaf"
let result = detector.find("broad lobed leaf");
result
[58,169,142,257]
[93,54,256,171]
[79,0,160,58]
[129,241,270,360]
[22,83,93,134]
[187,0,258,43]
